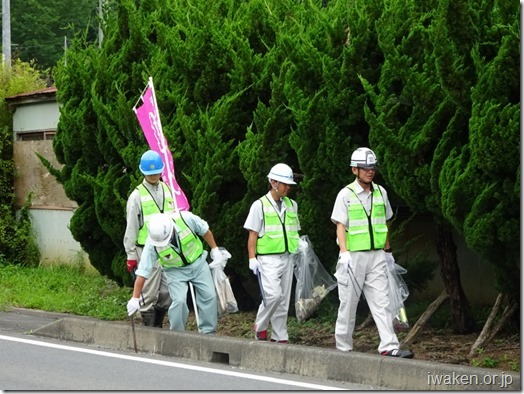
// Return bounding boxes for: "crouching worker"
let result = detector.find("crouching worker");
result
[127,212,229,334]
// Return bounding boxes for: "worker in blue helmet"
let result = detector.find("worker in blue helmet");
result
[123,150,175,328]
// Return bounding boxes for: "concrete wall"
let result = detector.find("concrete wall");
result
[29,208,89,267]
[13,140,75,209]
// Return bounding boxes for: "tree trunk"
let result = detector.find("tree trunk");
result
[401,290,448,347]
[435,223,474,334]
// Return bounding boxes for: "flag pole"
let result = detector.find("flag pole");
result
[148,77,198,326]
[147,77,179,211]
[132,83,150,112]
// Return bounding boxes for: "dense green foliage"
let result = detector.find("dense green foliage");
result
[0,60,46,267]
[51,0,518,306]
[10,0,99,71]
[362,0,519,300]
[441,1,520,296]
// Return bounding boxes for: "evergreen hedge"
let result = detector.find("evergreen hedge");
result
[50,0,519,305]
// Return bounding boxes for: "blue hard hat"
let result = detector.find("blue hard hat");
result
[139,150,164,175]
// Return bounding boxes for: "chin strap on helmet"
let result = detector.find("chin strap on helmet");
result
[350,147,377,185]
[356,169,373,185]
[272,181,284,199]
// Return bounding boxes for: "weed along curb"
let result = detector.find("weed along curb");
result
[33,317,520,390]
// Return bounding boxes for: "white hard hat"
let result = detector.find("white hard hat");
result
[267,163,296,185]
[350,147,378,168]
[148,213,174,247]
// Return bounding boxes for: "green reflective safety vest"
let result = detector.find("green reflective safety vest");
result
[136,182,174,246]
[256,196,299,255]
[345,183,388,251]
[155,213,204,268]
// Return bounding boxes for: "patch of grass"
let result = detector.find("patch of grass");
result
[471,357,500,369]
[508,360,520,372]
[0,263,129,320]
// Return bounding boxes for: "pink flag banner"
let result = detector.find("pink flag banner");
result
[133,77,190,211]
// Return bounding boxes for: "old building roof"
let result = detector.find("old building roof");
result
[5,86,57,102]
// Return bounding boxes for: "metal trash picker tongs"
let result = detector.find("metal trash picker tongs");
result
[130,268,145,353]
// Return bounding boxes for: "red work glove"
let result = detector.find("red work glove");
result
[126,259,138,272]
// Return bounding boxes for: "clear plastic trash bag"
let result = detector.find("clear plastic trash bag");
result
[387,262,410,332]
[209,248,238,317]
[294,235,337,322]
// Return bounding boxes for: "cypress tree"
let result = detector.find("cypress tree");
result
[53,0,312,284]
[362,0,476,333]
[439,0,520,300]
[284,0,386,268]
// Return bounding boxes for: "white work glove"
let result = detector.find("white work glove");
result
[339,251,353,273]
[219,247,232,260]
[385,251,395,270]
[210,247,222,261]
[209,247,232,269]
[127,297,140,316]
[249,257,261,275]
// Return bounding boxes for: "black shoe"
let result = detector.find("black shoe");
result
[381,349,414,359]
[141,310,155,327]
[153,307,167,328]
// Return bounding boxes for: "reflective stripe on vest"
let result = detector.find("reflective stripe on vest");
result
[256,196,299,255]
[345,183,388,251]
[136,182,174,246]
[155,213,203,268]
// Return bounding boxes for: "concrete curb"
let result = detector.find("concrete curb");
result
[33,317,520,390]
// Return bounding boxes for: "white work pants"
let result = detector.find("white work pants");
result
[335,250,399,353]
[254,253,294,341]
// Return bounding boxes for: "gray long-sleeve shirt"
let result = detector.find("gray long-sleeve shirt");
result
[123,179,174,260]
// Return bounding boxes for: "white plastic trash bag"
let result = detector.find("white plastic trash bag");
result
[294,235,337,322]
[386,256,410,332]
[209,248,238,317]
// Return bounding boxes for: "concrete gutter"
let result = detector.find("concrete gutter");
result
[32,317,520,390]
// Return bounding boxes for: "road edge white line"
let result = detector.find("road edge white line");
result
[0,335,346,390]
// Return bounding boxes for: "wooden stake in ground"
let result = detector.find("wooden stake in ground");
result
[468,293,517,358]
[401,290,449,347]
[356,313,373,331]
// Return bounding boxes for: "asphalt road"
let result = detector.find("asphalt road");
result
[0,309,381,391]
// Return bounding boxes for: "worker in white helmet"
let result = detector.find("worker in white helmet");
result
[244,163,301,343]
[331,147,414,358]
[126,212,229,334]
